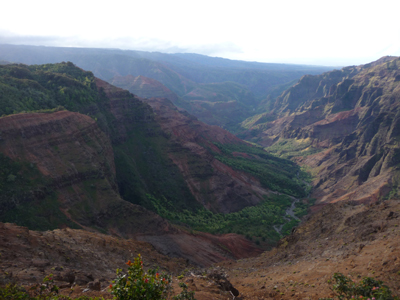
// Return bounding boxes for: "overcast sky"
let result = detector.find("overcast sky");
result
[1,0,399,66]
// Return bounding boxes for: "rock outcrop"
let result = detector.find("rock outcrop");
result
[0,110,171,236]
[243,56,400,204]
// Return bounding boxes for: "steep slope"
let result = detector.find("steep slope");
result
[214,199,400,299]
[241,56,400,205]
[0,63,265,264]
[110,74,253,129]
[0,110,177,237]
[0,62,302,263]
[109,74,180,103]
[141,97,265,213]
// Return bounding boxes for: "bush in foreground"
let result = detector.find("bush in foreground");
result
[319,273,399,300]
[1,254,195,299]
[110,254,195,300]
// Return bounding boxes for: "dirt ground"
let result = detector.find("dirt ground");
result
[1,200,399,299]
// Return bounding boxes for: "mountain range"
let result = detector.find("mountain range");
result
[0,44,333,130]
[0,45,399,299]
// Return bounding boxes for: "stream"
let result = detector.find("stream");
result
[273,197,300,235]
[272,172,312,235]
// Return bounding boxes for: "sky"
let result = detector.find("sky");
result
[1,0,400,66]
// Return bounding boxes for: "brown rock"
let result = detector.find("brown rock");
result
[87,279,101,291]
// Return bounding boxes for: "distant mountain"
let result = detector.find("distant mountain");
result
[110,75,181,102]
[110,74,254,129]
[0,44,333,128]
[240,56,400,204]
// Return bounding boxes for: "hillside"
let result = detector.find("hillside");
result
[240,56,400,205]
[110,74,253,130]
[215,198,400,299]
[2,199,399,299]
[0,62,311,265]
[0,44,332,129]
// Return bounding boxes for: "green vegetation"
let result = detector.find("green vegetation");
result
[0,62,313,241]
[293,198,317,219]
[0,63,102,116]
[149,193,303,245]
[265,138,321,159]
[182,81,256,106]
[0,255,195,300]
[0,63,121,140]
[320,272,399,300]
[0,153,79,230]
[111,254,195,300]
[114,127,201,213]
[111,254,172,300]
[212,142,309,198]
[0,62,200,223]
[239,113,276,130]
[0,275,104,300]
[0,153,47,197]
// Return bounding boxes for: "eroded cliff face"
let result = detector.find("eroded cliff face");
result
[0,109,260,266]
[243,56,400,205]
[109,74,252,129]
[110,75,180,103]
[94,76,272,213]
[0,62,276,265]
[141,97,269,213]
[0,111,171,237]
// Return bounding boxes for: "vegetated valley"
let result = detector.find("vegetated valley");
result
[0,46,399,299]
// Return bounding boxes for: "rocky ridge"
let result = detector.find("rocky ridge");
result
[242,56,400,205]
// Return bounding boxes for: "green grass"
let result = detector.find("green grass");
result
[149,193,303,245]
[114,125,201,213]
[265,138,321,159]
[211,142,309,198]
[0,153,79,230]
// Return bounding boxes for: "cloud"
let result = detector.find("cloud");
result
[183,42,243,57]
[0,33,243,59]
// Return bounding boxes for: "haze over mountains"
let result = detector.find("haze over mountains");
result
[0,44,399,298]
[0,44,333,130]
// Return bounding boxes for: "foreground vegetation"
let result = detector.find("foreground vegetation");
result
[0,255,194,300]
[320,272,399,300]
[2,267,398,300]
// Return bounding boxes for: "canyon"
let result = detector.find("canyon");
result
[1,49,400,299]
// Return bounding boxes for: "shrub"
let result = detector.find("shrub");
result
[320,272,399,300]
[110,254,196,300]
[0,275,104,300]
[0,283,30,300]
[172,283,195,300]
[110,254,172,300]
[29,274,60,299]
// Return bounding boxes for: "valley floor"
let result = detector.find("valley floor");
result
[1,199,400,299]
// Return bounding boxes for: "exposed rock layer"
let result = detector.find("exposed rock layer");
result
[243,56,400,204]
